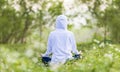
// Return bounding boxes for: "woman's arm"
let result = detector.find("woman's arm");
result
[42,33,53,57]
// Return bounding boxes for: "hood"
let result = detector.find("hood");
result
[56,15,68,30]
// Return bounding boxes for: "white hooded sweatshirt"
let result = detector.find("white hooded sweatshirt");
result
[43,15,79,63]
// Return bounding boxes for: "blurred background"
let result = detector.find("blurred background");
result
[0,0,120,44]
[0,0,120,72]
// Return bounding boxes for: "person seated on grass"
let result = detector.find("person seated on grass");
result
[42,15,80,66]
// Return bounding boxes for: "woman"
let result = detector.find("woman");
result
[42,15,80,66]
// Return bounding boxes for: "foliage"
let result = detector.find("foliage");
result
[0,0,120,72]
[0,0,63,44]
[76,0,120,43]
[0,43,120,72]
[92,0,120,43]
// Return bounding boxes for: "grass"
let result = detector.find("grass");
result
[0,43,120,72]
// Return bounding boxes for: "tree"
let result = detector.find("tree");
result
[0,0,63,44]
[76,0,120,43]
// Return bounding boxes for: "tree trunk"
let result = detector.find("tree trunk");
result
[21,14,29,43]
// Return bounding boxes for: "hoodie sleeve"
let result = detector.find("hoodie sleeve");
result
[42,33,53,57]
[70,33,79,54]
